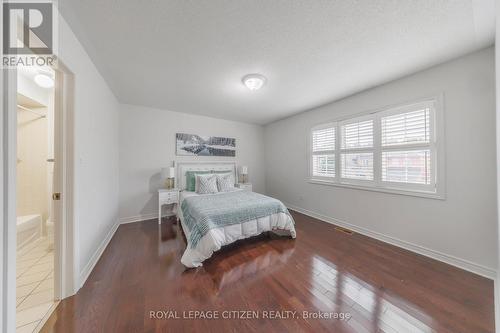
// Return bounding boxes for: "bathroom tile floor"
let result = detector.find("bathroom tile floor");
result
[16,237,57,333]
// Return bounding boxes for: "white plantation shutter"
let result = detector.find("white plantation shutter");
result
[312,155,335,177]
[340,118,374,181]
[381,108,430,146]
[380,103,434,187]
[311,125,336,178]
[382,150,431,184]
[341,120,373,149]
[309,99,439,196]
[341,153,373,180]
[312,127,335,152]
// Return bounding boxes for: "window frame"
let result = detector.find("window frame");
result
[338,114,375,185]
[310,122,337,181]
[308,96,445,200]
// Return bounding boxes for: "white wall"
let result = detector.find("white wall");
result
[265,47,497,277]
[119,104,265,221]
[17,75,50,107]
[57,16,120,286]
[16,74,53,223]
[16,107,49,221]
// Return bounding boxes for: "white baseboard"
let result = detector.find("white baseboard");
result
[119,213,158,224]
[285,202,496,280]
[78,221,119,289]
[119,212,176,225]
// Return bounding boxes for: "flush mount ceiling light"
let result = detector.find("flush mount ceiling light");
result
[242,74,266,91]
[34,72,54,88]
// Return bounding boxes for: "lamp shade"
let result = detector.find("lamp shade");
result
[161,167,175,179]
[240,166,248,175]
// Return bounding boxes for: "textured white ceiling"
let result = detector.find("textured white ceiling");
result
[59,0,494,124]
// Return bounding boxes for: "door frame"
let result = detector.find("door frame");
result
[1,59,76,332]
[52,60,77,300]
[2,66,17,333]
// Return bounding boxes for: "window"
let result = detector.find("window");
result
[341,119,373,149]
[311,124,336,179]
[380,105,434,191]
[381,150,430,184]
[341,153,373,180]
[340,118,374,181]
[309,99,442,198]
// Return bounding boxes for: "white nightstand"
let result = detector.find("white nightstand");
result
[236,183,252,192]
[158,188,179,224]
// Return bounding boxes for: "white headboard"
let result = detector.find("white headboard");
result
[176,161,237,191]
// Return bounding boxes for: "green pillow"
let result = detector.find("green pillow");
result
[186,171,210,192]
[185,170,233,191]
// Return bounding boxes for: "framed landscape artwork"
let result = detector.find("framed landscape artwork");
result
[176,133,236,157]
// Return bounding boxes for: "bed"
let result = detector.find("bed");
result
[176,162,296,268]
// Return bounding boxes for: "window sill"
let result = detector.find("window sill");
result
[307,179,445,200]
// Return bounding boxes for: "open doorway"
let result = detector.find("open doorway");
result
[15,65,57,332]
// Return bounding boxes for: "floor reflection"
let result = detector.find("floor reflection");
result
[159,219,178,242]
[155,218,482,332]
[311,256,434,333]
[39,215,494,332]
[206,238,295,293]
[178,233,296,297]
[157,219,181,257]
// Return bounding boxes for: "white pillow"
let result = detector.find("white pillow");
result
[216,173,235,192]
[196,174,218,194]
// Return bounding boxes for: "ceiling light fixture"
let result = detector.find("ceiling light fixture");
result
[34,73,54,88]
[242,74,266,91]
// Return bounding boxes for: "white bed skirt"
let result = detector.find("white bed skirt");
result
[178,208,296,268]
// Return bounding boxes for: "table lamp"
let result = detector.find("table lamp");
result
[161,167,175,189]
[240,165,248,184]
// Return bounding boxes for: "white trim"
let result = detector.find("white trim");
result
[51,60,77,299]
[311,122,336,131]
[120,212,177,225]
[307,179,445,200]
[285,202,496,280]
[78,211,151,290]
[310,124,337,180]
[78,221,119,289]
[308,95,445,199]
[119,213,159,224]
[4,61,77,332]
[2,65,17,333]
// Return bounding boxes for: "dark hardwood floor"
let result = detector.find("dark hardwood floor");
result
[41,211,494,332]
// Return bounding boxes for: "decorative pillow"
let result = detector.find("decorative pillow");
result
[216,173,235,192]
[186,171,210,191]
[186,170,232,191]
[196,174,218,194]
